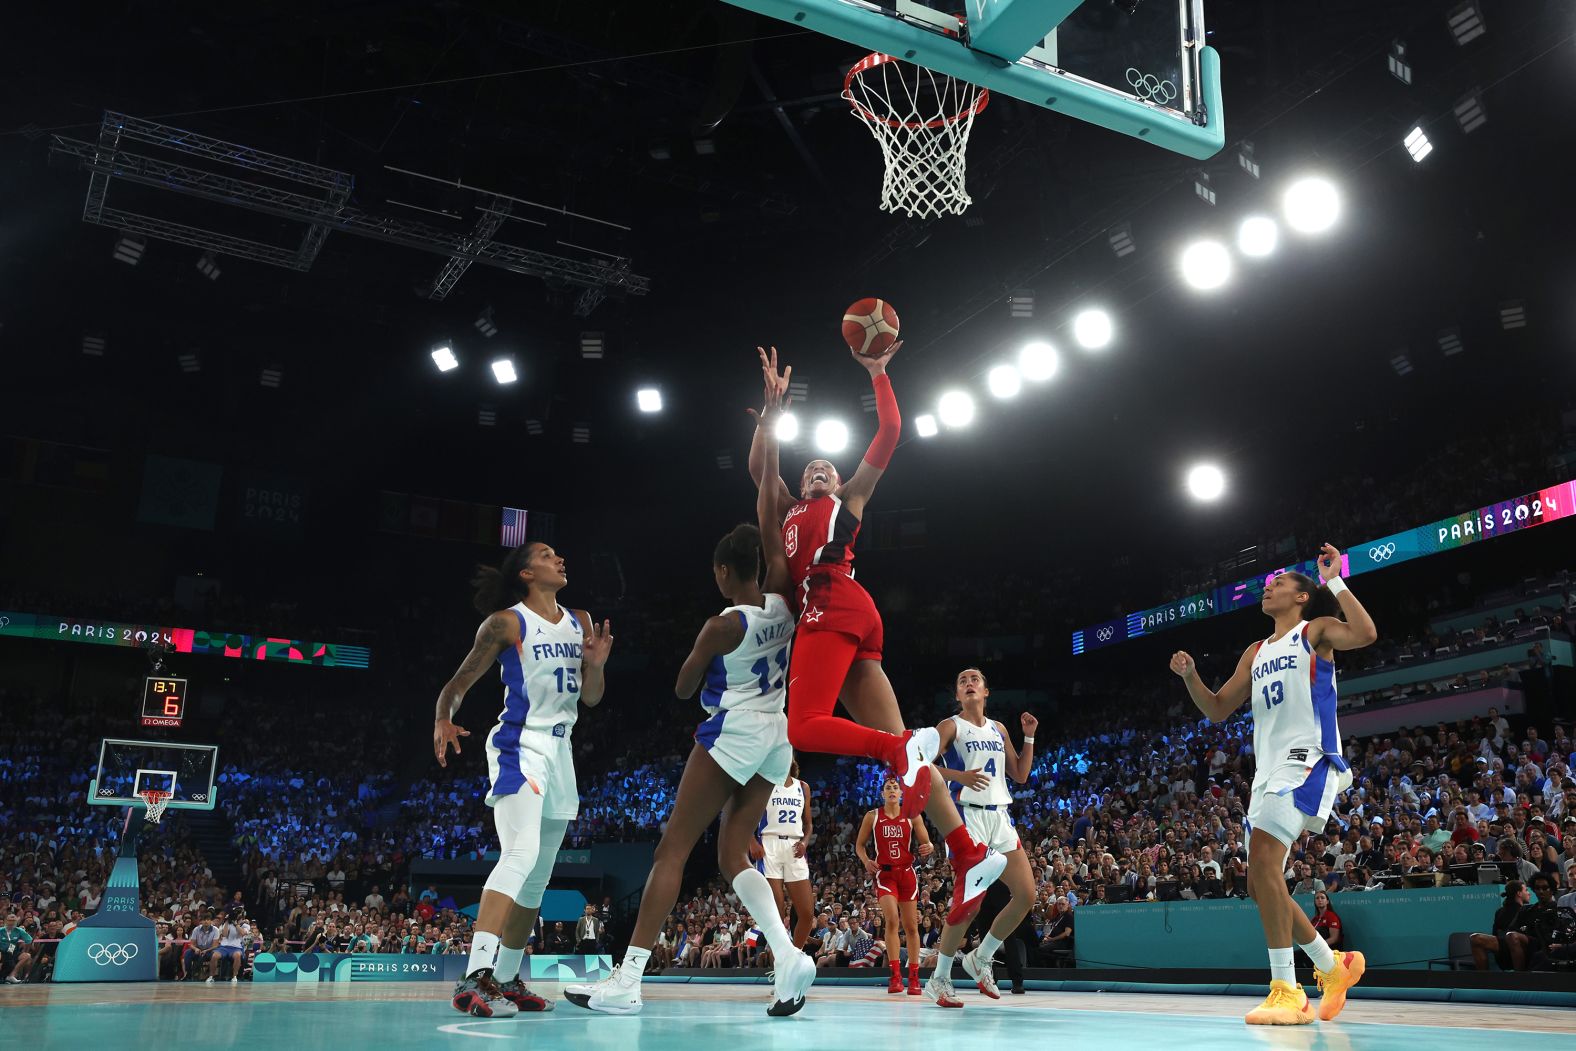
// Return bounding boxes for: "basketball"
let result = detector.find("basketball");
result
[841,297,901,358]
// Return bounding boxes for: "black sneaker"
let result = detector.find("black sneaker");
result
[452,968,520,1018]
[498,977,554,1012]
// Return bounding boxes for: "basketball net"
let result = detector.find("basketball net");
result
[138,789,172,826]
[844,52,989,219]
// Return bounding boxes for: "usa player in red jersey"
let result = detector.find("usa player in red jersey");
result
[856,777,932,996]
[749,350,1005,933]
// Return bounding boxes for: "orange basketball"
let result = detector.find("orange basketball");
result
[841,298,901,358]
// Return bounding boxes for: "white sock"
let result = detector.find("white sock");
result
[977,933,1003,962]
[731,868,796,960]
[468,931,501,977]
[494,945,524,982]
[1268,947,1295,986]
[619,946,651,984]
[935,951,955,977]
[1298,935,1336,972]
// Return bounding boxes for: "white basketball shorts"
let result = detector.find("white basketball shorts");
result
[962,805,1021,855]
[695,707,792,787]
[761,833,811,882]
[486,723,579,820]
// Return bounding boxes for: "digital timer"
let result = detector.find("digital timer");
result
[141,676,189,728]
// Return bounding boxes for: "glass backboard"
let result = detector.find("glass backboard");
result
[89,738,219,810]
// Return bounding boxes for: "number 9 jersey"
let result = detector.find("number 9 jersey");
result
[694,594,795,787]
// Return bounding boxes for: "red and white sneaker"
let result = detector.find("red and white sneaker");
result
[924,971,964,1008]
[883,727,939,818]
[887,972,905,994]
[945,840,1007,927]
[498,977,554,1012]
[960,948,1000,999]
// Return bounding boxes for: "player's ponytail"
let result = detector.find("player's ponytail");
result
[471,542,543,614]
[713,523,762,583]
[1285,571,1339,621]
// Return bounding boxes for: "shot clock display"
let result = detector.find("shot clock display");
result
[141,676,189,728]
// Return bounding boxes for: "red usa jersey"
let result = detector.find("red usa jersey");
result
[873,810,913,866]
[782,493,861,590]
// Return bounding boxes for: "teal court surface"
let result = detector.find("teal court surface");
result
[6,982,1572,1050]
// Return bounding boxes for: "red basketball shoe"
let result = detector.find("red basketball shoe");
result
[882,727,939,818]
[945,839,1006,927]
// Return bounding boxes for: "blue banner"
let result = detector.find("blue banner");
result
[253,952,613,983]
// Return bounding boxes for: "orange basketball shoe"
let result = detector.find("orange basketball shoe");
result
[1244,980,1315,1026]
[1315,950,1366,1021]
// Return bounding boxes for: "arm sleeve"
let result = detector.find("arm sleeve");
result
[862,372,900,469]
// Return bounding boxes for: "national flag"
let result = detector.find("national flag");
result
[743,928,762,948]
[501,507,529,547]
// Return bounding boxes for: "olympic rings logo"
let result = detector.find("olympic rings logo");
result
[1096,627,1115,642]
[1125,68,1178,105]
[1368,543,1397,562]
[88,942,139,965]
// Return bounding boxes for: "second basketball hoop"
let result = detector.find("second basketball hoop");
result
[843,50,989,219]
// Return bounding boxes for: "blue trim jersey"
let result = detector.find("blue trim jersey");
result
[496,602,586,734]
[942,715,1013,807]
[758,779,806,838]
[698,594,794,716]
[1248,620,1350,798]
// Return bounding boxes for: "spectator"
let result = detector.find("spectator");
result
[1471,881,1529,971]
[1,914,33,983]
[575,904,602,955]
[1309,890,1342,951]
[364,885,385,911]
[1040,897,1074,964]
[185,915,221,980]
[211,917,248,983]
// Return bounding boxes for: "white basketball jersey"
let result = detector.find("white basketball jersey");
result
[496,602,586,734]
[1248,621,1348,793]
[943,716,1013,807]
[699,594,794,715]
[760,780,806,837]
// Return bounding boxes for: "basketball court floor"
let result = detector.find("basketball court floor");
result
[6,982,1571,1049]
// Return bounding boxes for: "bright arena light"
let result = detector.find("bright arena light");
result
[987,364,1022,399]
[491,359,517,384]
[1072,309,1113,350]
[1018,341,1060,382]
[774,412,800,443]
[937,390,976,428]
[1186,463,1227,501]
[814,418,849,454]
[1179,240,1233,291]
[636,387,662,413]
[914,413,939,438]
[1237,216,1279,257]
[1282,176,1341,234]
[431,345,458,372]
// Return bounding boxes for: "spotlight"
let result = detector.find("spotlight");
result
[478,406,497,427]
[1185,463,1226,502]
[938,390,976,428]
[693,137,716,156]
[491,359,517,384]
[637,387,663,413]
[814,419,850,454]
[787,380,809,405]
[716,451,734,470]
[112,233,145,266]
[1447,1,1486,46]
[1108,223,1136,258]
[572,423,591,444]
[1237,141,1261,180]
[1454,90,1486,134]
[1387,40,1412,85]
[1018,341,1060,382]
[1073,309,1113,350]
[196,252,221,281]
[260,367,283,389]
[774,412,800,443]
[580,332,605,359]
[987,364,1023,400]
[1403,125,1433,163]
[81,334,106,357]
[526,419,544,436]
[1437,328,1464,356]
[1282,177,1340,234]
[475,308,498,338]
[860,391,878,414]
[1008,288,1035,319]
[1193,171,1216,206]
[1237,216,1278,258]
[1179,240,1232,291]
[1499,300,1526,330]
[914,414,939,438]
[1390,353,1414,377]
[431,345,458,372]
[178,352,201,374]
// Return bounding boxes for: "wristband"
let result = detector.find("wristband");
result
[1023,736,1035,745]
[1326,576,1350,597]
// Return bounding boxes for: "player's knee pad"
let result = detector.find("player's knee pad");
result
[514,818,568,908]
[483,842,540,902]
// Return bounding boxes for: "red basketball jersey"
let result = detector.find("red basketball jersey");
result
[873,810,913,866]
[782,493,861,587]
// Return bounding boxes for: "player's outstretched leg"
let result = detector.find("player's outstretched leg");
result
[1243,828,1314,1026]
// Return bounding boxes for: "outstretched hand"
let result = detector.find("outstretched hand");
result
[850,339,902,376]
[747,346,794,423]
[1316,543,1344,583]
[582,619,615,669]
[433,718,469,768]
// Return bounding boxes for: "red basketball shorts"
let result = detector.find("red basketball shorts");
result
[799,569,883,661]
[875,866,918,902]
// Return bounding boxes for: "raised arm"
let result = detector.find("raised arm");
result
[674,615,748,700]
[999,712,1038,784]
[1305,544,1380,652]
[836,341,902,518]
[433,611,520,766]
[1169,644,1257,724]
[747,345,795,521]
[757,378,794,597]
[572,608,613,707]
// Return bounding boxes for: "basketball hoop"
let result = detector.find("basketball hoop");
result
[843,51,990,219]
[138,789,172,825]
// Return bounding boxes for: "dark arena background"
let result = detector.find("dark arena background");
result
[3,1,1576,1048]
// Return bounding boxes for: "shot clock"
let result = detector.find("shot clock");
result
[141,676,189,728]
